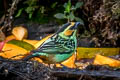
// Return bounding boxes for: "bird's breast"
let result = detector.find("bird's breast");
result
[53,52,73,63]
[39,52,74,64]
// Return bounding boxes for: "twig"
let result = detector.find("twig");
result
[51,70,120,78]
[0,0,21,31]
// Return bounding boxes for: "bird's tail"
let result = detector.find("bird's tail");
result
[22,54,35,61]
[22,52,37,61]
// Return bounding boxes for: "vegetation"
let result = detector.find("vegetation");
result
[54,0,84,22]
[0,0,120,80]
[0,0,120,47]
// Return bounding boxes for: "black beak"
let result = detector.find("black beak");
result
[70,22,84,30]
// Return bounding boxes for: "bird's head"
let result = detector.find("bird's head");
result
[56,22,83,38]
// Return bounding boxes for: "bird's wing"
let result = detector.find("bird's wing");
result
[32,39,74,54]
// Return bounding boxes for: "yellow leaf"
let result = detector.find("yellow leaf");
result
[93,54,120,67]
[57,53,76,68]
[34,34,53,48]
[12,26,28,40]
[5,35,16,41]
[77,47,120,59]
[7,40,35,51]
[0,43,28,59]
[6,35,39,46]
[23,39,39,46]
[0,40,36,60]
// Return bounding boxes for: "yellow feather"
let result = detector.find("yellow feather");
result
[64,22,75,36]
[64,30,74,36]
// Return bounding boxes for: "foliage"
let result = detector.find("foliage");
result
[54,0,84,23]
[0,0,119,47]
[16,0,39,19]
[15,0,58,23]
[15,0,84,23]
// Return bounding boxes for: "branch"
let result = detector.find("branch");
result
[51,70,120,78]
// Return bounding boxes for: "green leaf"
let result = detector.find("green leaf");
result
[40,6,45,13]
[65,0,71,13]
[25,7,34,19]
[71,6,76,10]
[63,3,67,8]
[51,2,57,8]
[69,12,75,21]
[54,13,65,19]
[75,2,83,9]
[7,40,35,51]
[25,7,34,13]
[75,17,84,25]
[29,13,33,19]
[24,0,37,6]
[68,0,71,7]
[15,8,23,17]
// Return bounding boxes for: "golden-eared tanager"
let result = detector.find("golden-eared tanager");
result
[23,22,83,64]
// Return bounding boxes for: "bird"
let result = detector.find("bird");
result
[22,22,83,64]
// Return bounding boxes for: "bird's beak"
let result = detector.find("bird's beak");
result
[70,22,84,30]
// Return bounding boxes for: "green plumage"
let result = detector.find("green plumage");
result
[23,22,82,64]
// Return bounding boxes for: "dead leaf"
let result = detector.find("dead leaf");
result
[0,30,5,41]
[93,54,120,67]
[12,26,28,40]
[5,35,16,41]
[77,47,120,59]
[0,43,28,59]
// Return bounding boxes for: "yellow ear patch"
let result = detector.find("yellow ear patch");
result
[63,22,76,36]
[64,30,74,36]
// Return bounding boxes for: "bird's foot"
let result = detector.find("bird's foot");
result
[48,64,56,69]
